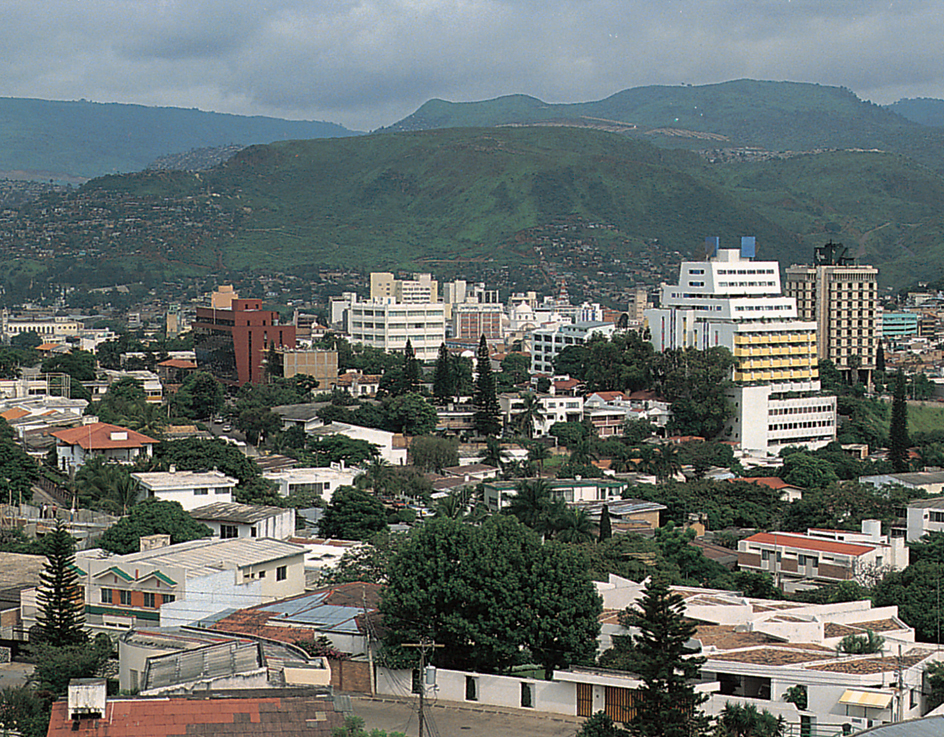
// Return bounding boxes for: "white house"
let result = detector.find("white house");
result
[307,422,408,465]
[190,502,296,540]
[51,422,158,475]
[498,391,584,438]
[132,469,238,511]
[263,464,362,503]
[905,497,944,542]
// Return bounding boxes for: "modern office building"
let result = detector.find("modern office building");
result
[192,298,296,386]
[530,321,617,374]
[452,302,504,341]
[346,298,445,361]
[880,311,919,340]
[369,272,438,303]
[646,237,837,454]
[784,242,880,383]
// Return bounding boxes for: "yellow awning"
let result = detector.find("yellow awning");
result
[839,690,893,709]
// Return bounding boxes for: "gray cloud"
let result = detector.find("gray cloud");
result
[0,0,941,130]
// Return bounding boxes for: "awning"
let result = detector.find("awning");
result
[839,690,893,709]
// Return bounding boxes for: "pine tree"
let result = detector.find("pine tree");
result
[622,577,709,737]
[599,505,612,542]
[35,521,87,647]
[876,341,885,373]
[889,370,910,473]
[402,339,421,394]
[473,335,502,437]
[433,342,453,401]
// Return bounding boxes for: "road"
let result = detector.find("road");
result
[350,694,583,737]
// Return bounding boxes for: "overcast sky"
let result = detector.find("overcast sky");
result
[2,0,942,131]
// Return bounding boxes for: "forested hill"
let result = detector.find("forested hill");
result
[384,80,944,174]
[0,97,360,181]
[4,125,944,297]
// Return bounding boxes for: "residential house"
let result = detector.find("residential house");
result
[860,471,944,496]
[905,497,944,542]
[132,469,237,511]
[734,477,805,503]
[52,422,158,475]
[498,391,584,438]
[190,502,296,540]
[155,358,198,393]
[102,369,163,403]
[262,463,361,503]
[82,537,307,631]
[572,498,666,536]
[483,478,628,512]
[737,520,909,586]
[335,369,381,397]
[307,422,407,465]
[272,402,331,433]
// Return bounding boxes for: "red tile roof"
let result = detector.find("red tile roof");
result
[0,408,30,421]
[51,423,158,450]
[736,477,799,491]
[46,692,344,736]
[744,532,875,556]
[588,391,628,401]
[158,359,198,369]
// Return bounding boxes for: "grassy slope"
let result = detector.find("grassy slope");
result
[81,126,944,285]
[0,97,359,179]
[387,80,944,173]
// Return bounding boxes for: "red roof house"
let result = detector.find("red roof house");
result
[51,422,158,475]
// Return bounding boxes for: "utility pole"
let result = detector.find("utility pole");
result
[402,640,442,737]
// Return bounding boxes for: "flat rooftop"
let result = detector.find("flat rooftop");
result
[132,470,237,489]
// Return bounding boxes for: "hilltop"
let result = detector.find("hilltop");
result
[2,125,944,301]
[0,97,360,181]
[385,80,944,174]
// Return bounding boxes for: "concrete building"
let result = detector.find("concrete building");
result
[132,469,237,511]
[52,422,158,475]
[190,502,296,540]
[262,464,361,503]
[307,422,408,465]
[881,312,919,340]
[82,537,307,631]
[369,271,438,303]
[452,302,504,342]
[646,237,836,454]
[860,471,944,496]
[279,347,339,388]
[0,311,82,342]
[483,478,628,511]
[498,391,584,438]
[785,243,880,382]
[905,497,944,543]
[192,298,296,386]
[530,321,618,374]
[346,298,445,361]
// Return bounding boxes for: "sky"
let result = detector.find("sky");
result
[2,0,943,131]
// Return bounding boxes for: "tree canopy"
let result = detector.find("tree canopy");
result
[318,486,388,540]
[98,498,213,554]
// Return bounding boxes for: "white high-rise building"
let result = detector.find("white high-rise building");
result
[645,237,836,454]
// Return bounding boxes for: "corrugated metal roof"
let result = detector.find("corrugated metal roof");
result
[855,715,944,737]
[839,689,893,709]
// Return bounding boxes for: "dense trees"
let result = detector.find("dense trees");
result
[655,347,735,440]
[171,371,225,420]
[318,486,388,540]
[0,417,38,504]
[408,435,459,472]
[380,516,600,677]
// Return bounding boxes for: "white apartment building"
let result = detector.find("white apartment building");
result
[132,469,237,511]
[0,311,82,342]
[346,298,445,361]
[262,464,362,503]
[645,237,836,454]
[370,272,438,303]
[498,392,584,437]
[530,321,617,374]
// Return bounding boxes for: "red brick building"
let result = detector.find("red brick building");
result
[192,299,296,386]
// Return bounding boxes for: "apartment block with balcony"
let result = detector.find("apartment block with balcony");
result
[645,237,836,454]
[530,321,617,374]
[346,298,445,361]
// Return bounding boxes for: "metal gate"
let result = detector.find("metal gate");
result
[604,686,638,723]
[576,683,593,717]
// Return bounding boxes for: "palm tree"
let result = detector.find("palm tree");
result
[358,458,391,495]
[434,490,466,520]
[555,508,594,543]
[515,392,545,439]
[480,436,509,469]
[568,436,598,467]
[526,442,551,476]
[508,479,564,538]
[124,401,167,440]
[651,444,683,482]
[109,472,141,516]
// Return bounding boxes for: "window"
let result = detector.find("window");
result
[250,527,257,538]
[162,594,176,605]
[258,570,266,578]
[215,487,229,495]
[276,565,287,581]
[521,683,533,708]
[119,590,131,606]
[101,588,112,604]
[465,676,478,701]
[143,592,155,608]
[220,524,239,539]
[194,487,209,496]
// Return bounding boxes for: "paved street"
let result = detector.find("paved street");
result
[0,662,33,689]
[350,695,583,737]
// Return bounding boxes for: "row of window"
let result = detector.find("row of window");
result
[193,487,231,496]
[769,405,834,416]
[101,588,175,608]
[769,420,835,431]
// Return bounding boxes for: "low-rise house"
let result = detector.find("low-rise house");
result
[262,463,361,503]
[52,422,158,475]
[272,402,332,433]
[82,537,307,632]
[572,498,666,535]
[155,358,198,393]
[308,422,407,465]
[734,476,805,503]
[335,369,381,397]
[0,552,46,643]
[102,369,163,403]
[738,520,909,586]
[483,478,628,511]
[441,463,500,482]
[47,679,343,737]
[132,469,237,511]
[498,392,584,437]
[905,497,944,542]
[190,502,296,540]
[860,471,944,495]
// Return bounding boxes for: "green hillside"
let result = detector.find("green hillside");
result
[0,97,359,180]
[888,98,944,127]
[4,125,942,294]
[386,80,944,173]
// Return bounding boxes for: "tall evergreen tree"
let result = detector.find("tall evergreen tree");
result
[889,370,910,472]
[35,521,87,647]
[432,342,453,401]
[875,341,885,373]
[473,335,501,436]
[402,339,421,394]
[599,505,612,542]
[622,577,709,737]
